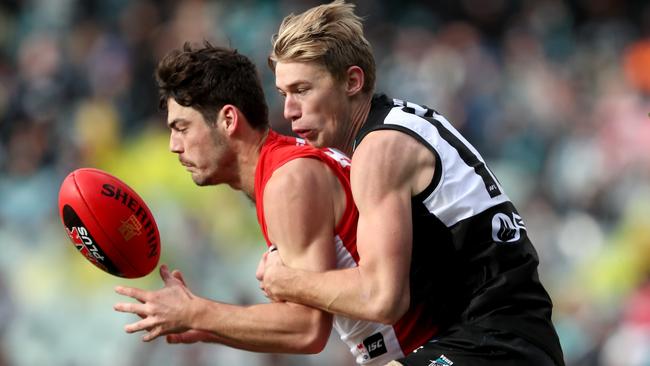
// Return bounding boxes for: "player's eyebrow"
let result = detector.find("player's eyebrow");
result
[167,118,188,129]
[277,80,310,91]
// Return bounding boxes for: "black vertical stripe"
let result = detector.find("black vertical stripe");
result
[401,107,502,198]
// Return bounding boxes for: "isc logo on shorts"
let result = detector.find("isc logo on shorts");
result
[357,332,388,360]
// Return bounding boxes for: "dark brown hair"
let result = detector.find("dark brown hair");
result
[156,41,269,129]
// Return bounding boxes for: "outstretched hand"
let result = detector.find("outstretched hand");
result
[114,264,197,342]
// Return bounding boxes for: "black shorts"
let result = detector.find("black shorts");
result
[396,324,561,366]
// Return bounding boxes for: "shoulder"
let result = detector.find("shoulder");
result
[353,129,430,171]
[263,157,335,202]
[261,157,339,246]
[352,129,435,197]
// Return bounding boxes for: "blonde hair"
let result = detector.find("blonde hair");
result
[269,0,376,93]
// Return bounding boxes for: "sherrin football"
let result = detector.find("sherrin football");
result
[58,168,161,278]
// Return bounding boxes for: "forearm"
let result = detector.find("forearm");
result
[269,265,401,323]
[191,296,331,353]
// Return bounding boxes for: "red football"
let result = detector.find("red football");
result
[58,168,161,278]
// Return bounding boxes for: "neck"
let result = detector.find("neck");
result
[341,93,373,156]
[230,127,269,199]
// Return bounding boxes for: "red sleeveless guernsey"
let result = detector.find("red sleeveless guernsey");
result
[254,130,437,365]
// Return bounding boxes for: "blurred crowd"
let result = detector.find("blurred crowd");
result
[0,0,649,365]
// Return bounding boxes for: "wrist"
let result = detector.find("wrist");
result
[272,265,295,300]
[187,296,209,330]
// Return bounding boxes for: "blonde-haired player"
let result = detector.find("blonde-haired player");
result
[260,2,565,365]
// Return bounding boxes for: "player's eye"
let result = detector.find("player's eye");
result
[172,126,187,135]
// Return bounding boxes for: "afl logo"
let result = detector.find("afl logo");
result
[491,212,526,243]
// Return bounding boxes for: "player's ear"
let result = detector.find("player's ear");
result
[345,66,365,96]
[220,104,239,136]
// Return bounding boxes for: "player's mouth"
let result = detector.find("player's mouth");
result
[179,158,194,168]
[293,129,317,141]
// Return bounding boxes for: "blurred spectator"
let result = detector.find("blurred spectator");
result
[601,278,650,365]
[0,272,13,366]
[624,38,650,93]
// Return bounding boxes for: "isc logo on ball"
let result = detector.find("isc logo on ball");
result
[66,226,106,268]
[61,204,121,275]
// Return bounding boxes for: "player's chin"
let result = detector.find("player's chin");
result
[303,134,324,148]
[311,132,331,148]
[191,175,210,186]
[306,137,320,147]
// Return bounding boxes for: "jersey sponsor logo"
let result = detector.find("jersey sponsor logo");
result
[358,332,388,360]
[428,354,454,366]
[491,212,526,243]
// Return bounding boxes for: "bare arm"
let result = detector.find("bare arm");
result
[114,158,341,353]
[115,267,328,353]
[262,130,435,324]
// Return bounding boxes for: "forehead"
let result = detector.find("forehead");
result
[166,98,204,126]
[275,61,333,87]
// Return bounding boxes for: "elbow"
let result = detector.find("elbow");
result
[295,315,331,354]
[369,290,410,325]
[299,334,329,354]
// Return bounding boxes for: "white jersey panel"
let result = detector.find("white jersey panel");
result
[383,105,510,227]
[332,235,405,365]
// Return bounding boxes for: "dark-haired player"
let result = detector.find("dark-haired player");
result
[114,42,436,365]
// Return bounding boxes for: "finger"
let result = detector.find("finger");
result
[114,302,148,315]
[143,326,162,342]
[166,334,181,344]
[160,264,171,283]
[171,270,186,286]
[166,333,196,344]
[115,286,149,302]
[266,249,282,264]
[166,330,208,344]
[124,317,156,334]
[255,253,267,281]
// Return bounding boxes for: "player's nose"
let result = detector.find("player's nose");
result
[283,94,301,122]
[169,133,183,153]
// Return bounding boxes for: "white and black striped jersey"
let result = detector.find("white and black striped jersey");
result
[353,94,564,365]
